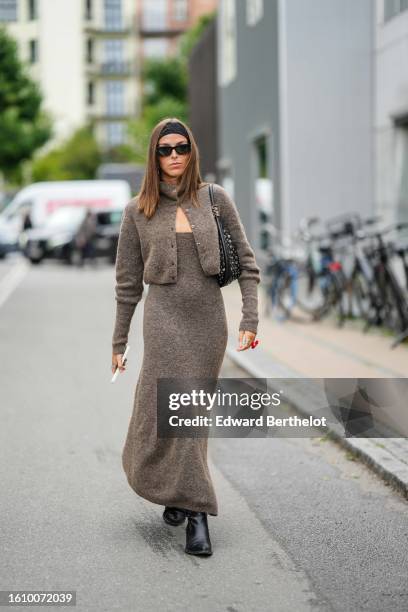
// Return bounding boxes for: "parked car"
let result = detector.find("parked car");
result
[20,206,88,264]
[93,209,123,264]
[20,206,123,265]
[0,224,11,258]
[0,179,131,256]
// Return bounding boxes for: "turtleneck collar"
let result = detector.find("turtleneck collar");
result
[159,180,178,201]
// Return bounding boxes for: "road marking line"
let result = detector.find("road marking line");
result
[0,261,30,309]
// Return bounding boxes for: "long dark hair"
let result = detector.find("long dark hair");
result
[136,117,204,219]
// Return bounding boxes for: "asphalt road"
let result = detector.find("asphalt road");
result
[0,255,407,612]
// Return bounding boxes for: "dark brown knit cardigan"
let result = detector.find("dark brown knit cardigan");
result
[112,181,260,354]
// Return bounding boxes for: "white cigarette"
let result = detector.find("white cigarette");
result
[111,344,130,383]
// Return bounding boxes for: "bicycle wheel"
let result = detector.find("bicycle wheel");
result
[293,263,329,321]
[314,269,345,325]
[270,268,294,321]
[349,269,373,322]
[383,273,408,334]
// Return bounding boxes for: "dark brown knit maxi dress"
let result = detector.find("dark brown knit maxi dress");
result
[121,231,228,516]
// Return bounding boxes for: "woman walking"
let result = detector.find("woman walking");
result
[111,118,260,556]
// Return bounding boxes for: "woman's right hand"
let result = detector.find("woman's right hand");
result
[112,353,126,374]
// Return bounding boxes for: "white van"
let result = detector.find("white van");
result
[0,180,132,253]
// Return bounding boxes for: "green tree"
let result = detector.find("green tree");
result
[31,124,102,181]
[142,56,187,108]
[124,11,216,164]
[0,26,52,185]
[178,10,216,64]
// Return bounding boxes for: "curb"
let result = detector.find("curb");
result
[226,339,408,501]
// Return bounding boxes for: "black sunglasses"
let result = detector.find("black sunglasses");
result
[156,143,191,157]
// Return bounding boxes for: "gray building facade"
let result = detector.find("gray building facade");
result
[216,0,374,252]
[375,0,408,224]
[188,18,218,181]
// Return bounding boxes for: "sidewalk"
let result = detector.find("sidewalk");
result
[222,282,408,499]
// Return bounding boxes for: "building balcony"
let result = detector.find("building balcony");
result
[138,24,185,37]
[86,108,132,122]
[84,22,135,36]
[86,60,135,77]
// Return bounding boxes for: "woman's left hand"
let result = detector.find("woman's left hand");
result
[237,330,256,351]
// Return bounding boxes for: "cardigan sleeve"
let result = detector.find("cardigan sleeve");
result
[215,184,260,335]
[112,201,144,354]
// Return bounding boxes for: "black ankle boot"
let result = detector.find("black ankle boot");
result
[184,511,212,556]
[163,506,187,526]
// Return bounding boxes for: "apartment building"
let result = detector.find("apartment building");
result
[376,0,408,224]
[0,0,139,151]
[136,0,217,60]
[215,0,374,250]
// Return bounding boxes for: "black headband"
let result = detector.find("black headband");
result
[158,121,190,142]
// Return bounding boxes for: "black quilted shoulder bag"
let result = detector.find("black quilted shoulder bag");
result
[208,183,241,287]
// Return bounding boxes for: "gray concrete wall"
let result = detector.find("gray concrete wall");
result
[188,19,218,181]
[216,0,374,247]
[282,0,374,235]
[375,0,408,224]
[216,0,280,245]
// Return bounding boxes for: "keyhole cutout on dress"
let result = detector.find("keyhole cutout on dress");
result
[175,206,192,233]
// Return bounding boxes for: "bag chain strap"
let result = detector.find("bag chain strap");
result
[209,184,220,217]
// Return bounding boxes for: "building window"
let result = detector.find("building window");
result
[103,39,125,73]
[254,135,274,250]
[394,123,408,222]
[28,0,37,20]
[104,0,122,30]
[142,37,168,58]
[86,39,94,63]
[0,0,17,22]
[246,0,263,26]
[384,0,408,21]
[104,39,123,61]
[141,0,166,31]
[105,80,124,116]
[173,0,188,21]
[87,81,95,105]
[85,0,92,20]
[218,0,237,87]
[29,39,38,63]
[106,122,126,146]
